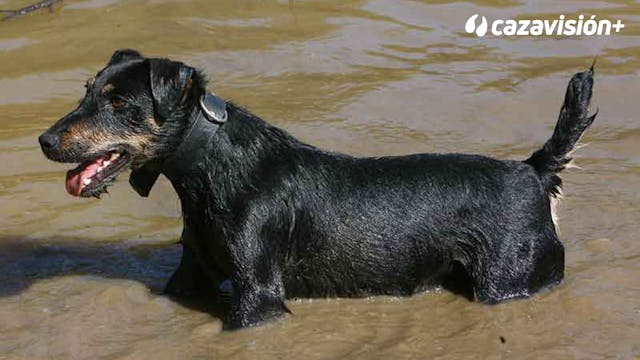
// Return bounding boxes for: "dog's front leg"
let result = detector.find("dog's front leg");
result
[223,226,290,329]
[165,225,226,298]
[164,243,214,298]
[225,273,289,330]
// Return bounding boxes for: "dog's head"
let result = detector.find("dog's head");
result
[38,49,205,198]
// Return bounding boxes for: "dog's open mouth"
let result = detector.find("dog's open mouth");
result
[65,150,131,197]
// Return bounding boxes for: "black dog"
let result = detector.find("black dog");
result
[39,49,596,329]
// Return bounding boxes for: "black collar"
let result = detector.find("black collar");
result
[129,92,227,197]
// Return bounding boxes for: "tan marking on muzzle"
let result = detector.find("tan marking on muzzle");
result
[60,115,161,162]
[146,117,162,130]
[85,130,157,158]
[60,120,88,148]
[101,83,115,95]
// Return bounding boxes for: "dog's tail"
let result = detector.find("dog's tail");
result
[524,65,597,198]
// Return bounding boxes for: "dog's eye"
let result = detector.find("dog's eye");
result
[110,98,125,109]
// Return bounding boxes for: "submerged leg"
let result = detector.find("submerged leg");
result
[165,243,220,297]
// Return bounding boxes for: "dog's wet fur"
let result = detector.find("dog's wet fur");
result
[39,49,596,329]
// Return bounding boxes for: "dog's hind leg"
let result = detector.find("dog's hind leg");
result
[470,232,564,304]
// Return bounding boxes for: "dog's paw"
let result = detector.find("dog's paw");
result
[223,293,290,330]
[224,308,288,330]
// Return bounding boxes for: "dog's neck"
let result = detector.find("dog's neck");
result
[162,106,221,180]
[128,102,223,198]
[130,100,307,213]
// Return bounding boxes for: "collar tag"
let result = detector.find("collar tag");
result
[199,92,228,124]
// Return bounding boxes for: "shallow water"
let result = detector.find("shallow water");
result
[1,0,639,358]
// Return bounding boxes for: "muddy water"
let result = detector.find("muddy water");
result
[0,0,639,358]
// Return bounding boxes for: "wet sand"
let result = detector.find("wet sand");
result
[1,0,639,358]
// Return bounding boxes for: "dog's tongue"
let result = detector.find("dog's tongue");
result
[65,156,106,196]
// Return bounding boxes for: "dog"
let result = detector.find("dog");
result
[39,49,596,329]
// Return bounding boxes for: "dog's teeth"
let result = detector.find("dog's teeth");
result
[103,160,111,167]
[110,153,120,160]
[83,178,91,186]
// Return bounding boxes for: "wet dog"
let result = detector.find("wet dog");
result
[39,49,596,329]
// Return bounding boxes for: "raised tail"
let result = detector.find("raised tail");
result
[525,65,597,198]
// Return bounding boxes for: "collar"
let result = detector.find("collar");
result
[199,92,228,124]
[129,92,227,197]
[176,92,226,148]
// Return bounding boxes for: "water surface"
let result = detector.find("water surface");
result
[0,0,639,358]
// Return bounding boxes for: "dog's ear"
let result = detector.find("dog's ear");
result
[129,165,160,197]
[107,49,143,66]
[148,58,194,124]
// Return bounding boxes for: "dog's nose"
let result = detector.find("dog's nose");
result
[38,132,60,151]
